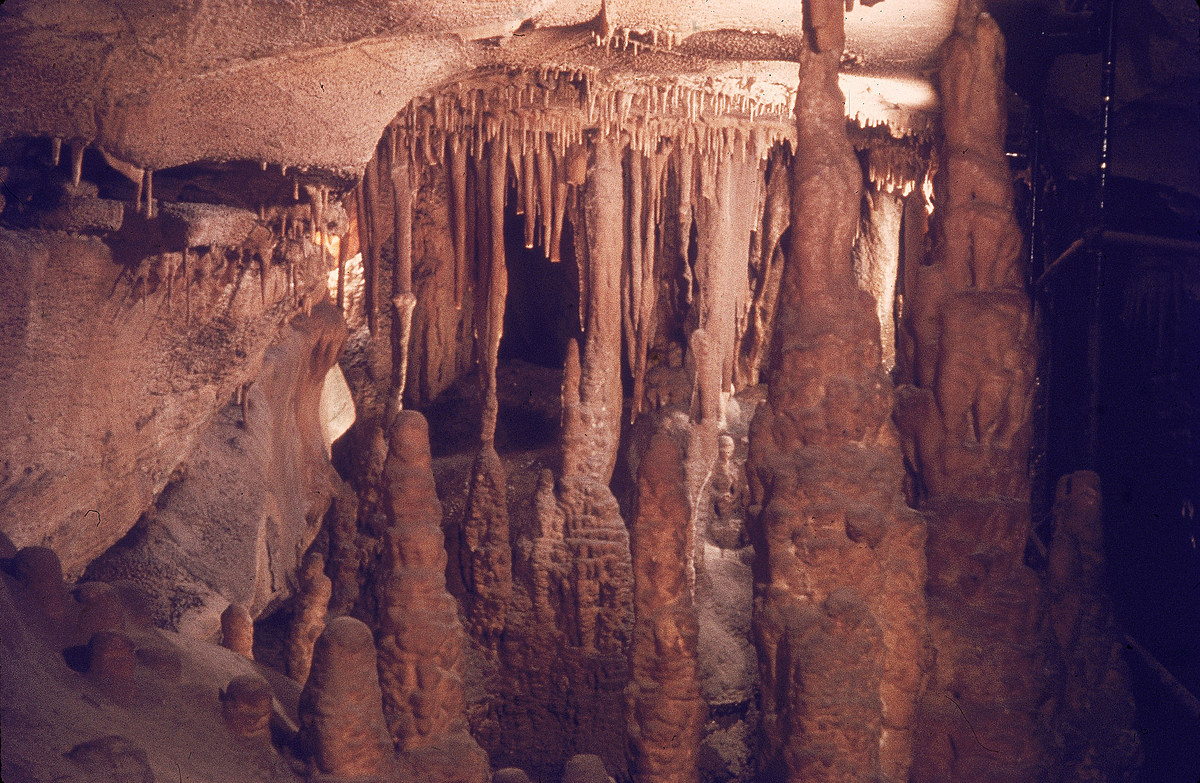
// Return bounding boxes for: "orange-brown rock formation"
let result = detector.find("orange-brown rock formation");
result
[897,3,1052,780]
[1046,472,1141,781]
[372,409,489,782]
[298,615,394,779]
[626,427,703,783]
[746,2,929,781]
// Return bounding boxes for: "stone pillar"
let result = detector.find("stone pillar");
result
[897,3,1052,781]
[1046,472,1141,781]
[298,616,393,778]
[373,410,488,781]
[746,1,929,780]
[626,428,703,783]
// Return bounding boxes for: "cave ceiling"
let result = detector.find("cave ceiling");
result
[0,0,961,177]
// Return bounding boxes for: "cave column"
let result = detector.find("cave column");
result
[897,2,1051,781]
[746,1,929,780]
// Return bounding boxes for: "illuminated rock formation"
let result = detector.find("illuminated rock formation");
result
[298,615,394,779]
[459,445,513,645]
[626,428,703,783]
[897,3,1051,780]
[746,2,929,781]
[221,603,255,660]
[372,409,489,782]
[286,552,332,686]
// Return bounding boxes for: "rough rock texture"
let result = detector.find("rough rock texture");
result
[1046,472,1141,782]
[0,0,953,176]
[626,427,703,783]
[85,304,347,637]
[0,225,312,577]
[371,410,489,782]
[459,446,513,645]
[1,559,303,782]
[298,615,393,779]
[285,552,332,686]
[746,2,929,781]
[896,4,1052,781]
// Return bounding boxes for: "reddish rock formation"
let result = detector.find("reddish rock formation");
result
[220,673,274,738]
[1046,472,1141,781]
[897,4,1052,781]
[221,603,255,660]
[298,615,394,779]
[459,445,513,645]
[286,551,332,686]
[373,409,488,781]
[746,2,929,781]
[626,428,703,783]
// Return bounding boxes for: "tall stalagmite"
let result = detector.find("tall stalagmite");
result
[897,2,1051,780]
[1046,471,1141,782]
[626,427,703,783]
[373,410,489,782]
[746,1,929,780]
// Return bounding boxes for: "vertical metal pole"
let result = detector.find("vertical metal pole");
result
[1087,0,1118,468]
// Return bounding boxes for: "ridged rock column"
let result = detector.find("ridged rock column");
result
[374,410,488,782]
[746,1,929,781]
[626,428,703,783]
[897,3,1052,780]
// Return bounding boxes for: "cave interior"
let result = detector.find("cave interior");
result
[1,0,1197,782]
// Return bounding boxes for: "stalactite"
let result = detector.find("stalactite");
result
[480,132,509,446]
[576,137,625,483]
[746,2,929,781]
[550,142,567,263]
[389,128,415,417]
[898,3,1050,782]
[523,135,537,249]
[624,147,645,388]
[743,145,790,387]
[537,133,553,259]
[70,142,84,188]
[852,187,904,371]
[451,136,469,309]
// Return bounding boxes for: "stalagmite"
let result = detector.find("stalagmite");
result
[298,616,394,779]
[459,445,513,645]
[220,674,273,737]
[372,411,488,781]
[746,2,929,781]
[898,3,1050,781]
[220,602,255,660]
[286,552,332,686]
[626,428,703,783]
[480,132,509,446]
[1046,471,1141,781]
[50,137,61,167]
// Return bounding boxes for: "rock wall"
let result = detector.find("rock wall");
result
[896,3,1053,780]
[746,2,929,781]
[0,192,330,578]
[86,304,347,637]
